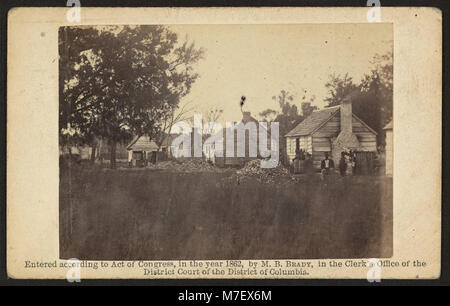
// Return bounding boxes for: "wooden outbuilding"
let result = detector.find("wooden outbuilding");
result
[127,134,177,166]
[285,95,378,172]
[383,120,393,176]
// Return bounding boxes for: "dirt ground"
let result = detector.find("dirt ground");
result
[59,164,392,260]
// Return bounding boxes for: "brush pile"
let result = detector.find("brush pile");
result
[234,159,296,184]
[148,159,217,172]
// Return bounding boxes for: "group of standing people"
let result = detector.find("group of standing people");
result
[292,149,314,174]
[320,150,357,177]
[293,149,358,177]
[338,150,357,176]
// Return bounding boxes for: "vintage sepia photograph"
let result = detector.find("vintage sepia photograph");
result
[4,3,443,282]
[58,23,394,261]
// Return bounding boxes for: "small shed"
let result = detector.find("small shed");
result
[285,95,378,171]
[127,136,158,166]
[127,134,179,166]
[383,120,393,176]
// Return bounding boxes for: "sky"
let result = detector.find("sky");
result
[169,23,392,124]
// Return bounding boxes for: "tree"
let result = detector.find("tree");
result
[153,100,195,152]
[361,52,393,121]
[301,96,318,118]
[259,90,311,165]
[59,27,104,159]
[204,107,224,124]
[324,52,393,146]
[59,25,204,168]
[357,51,393,145]
[324,73,359,107]
[259,90,319,134]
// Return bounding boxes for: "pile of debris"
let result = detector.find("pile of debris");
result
[234,159,296,184]
[176,159,216,172]
[147,159,217,172]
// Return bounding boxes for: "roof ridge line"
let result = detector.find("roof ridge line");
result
[313,105,340,112]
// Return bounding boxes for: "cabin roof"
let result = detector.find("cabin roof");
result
[383,120,393,130]
[285,105,378,137]
[127,133,184,151]
[284,106,340,137]
[127,135,159,151]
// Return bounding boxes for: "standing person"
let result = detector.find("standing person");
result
[345,150,355,176]
[300,149,305,160]
[320,152,335,179]
[292,149,301,173]
[345,150,356,175]
[305,152,314,174]
[350,150,357,174]
[339,151,347,176]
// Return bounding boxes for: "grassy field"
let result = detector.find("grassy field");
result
[60,164,392,260]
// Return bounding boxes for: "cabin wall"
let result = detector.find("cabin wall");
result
[286,136,312,163]
[385,129,393,176]
[309,114,377,169]
[352,117,377,152]
[309,115,339,169]
[311,137,332,169]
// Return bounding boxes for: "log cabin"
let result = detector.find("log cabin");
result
[284,95,378,170]
[127,134,178,166]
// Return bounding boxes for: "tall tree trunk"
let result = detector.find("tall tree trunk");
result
[90,144,96,164]
[110,141,117,169]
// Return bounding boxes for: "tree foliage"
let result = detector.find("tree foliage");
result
[324,73,359,107]
[259,90,317,164]
[324,52,393,146]
[59,25,204,167]
[260,90,317,133]
[204,107,224,124]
